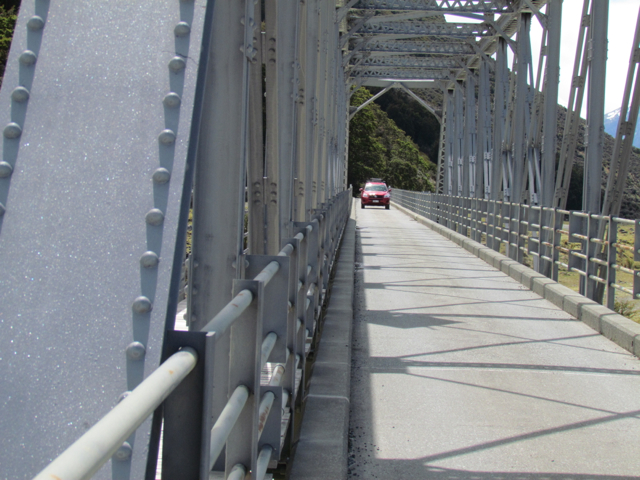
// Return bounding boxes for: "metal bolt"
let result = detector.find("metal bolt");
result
[163,92,181,108]
[152,168,171,184]
[117,391,131,403]
[113,442,132,462]
[174,22,191,37]
[126,341,146,361]
[11,86,29,103]
[158,129,176,145]
[19,50,37,66]
[0,203,5,216]
[3,123,21,139]
[145,208,164,226]
[168,56,186,73]
[132,296,152,314]
[27,16,45,30]
[0,162,12,178]
[140,251,159,268]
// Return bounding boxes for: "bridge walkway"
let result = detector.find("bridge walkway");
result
[347,204,640,479]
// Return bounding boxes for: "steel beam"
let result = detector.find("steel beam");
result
[583,0,609,214]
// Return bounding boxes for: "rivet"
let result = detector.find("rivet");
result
[168,56,186,73]
[19,50,37,66]
[113,442,132,462]
[27,16,45,30]
[145,208,165,226]
[152,168,171,184]
[174,22,191,37]
[132,296,152,314]
[126,341,146,361]
[3,123,22,139]
[158,129,176,145]
[0,203,5,216]
[11,86,30,103]
[0,162,13,178]
[140,251,159,268]
[117,391,131,403]
[163,92,181,108]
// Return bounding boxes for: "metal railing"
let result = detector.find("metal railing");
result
[393,190,640,310]
[34,189,352,480]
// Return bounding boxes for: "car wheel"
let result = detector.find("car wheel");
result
[361,203,365,209]
[385,204,390,210]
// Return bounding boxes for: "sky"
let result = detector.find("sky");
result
[535,0,640,115]
[447,0,640,115]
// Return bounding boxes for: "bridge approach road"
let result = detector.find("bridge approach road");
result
[348,204,640,479]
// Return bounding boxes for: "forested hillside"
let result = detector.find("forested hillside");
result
[348,88,435,192]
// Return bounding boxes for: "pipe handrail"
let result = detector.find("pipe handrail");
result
[33,348,198,480]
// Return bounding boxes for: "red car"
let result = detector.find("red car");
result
[360,181,390,209]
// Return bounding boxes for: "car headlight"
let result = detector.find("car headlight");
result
[384,193,390,198]
[362,193,369,198]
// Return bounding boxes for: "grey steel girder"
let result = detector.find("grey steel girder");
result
[352,55,463,69]
[357,39,475,54]
[354,21,494,36]
[350,67,454,80]
[352,0,515,12]
[0,0,210,478]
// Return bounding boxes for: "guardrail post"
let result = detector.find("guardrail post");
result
[585,214,600,300]
[225,279,264,475]
[569,212,587,296]
[161,331,216,480]
[607,217,617,309]
[634,219,640,304]
[552,208,563,281]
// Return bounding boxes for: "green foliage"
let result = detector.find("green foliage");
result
[0,4,17,87]
[372,88,441,162]
[614,298,638,321]
[348,88,435,193]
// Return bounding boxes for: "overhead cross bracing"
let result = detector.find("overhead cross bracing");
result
[354,0,515,12]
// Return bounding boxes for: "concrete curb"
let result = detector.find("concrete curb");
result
[393,202,640,358]
[289,214,356,480]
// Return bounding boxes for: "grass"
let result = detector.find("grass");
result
[469,218,640,324]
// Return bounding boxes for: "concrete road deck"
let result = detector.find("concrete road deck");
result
[349,205,640,479]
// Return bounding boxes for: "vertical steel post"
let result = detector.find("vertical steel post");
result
[249,0,266,254]
[464,74,477,199]
[512,12,532,205]
[583,0,608,214]
[305,0,320,219]
[454,84,465,199]
[541,0,562,208]
[295,0,308,223]
[478,61,492,200]
[189,0,254,472]
[492,38,508,202]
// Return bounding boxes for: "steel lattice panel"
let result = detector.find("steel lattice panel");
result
[0,0,209,478]
[358,39,475,54]
[353,0,514,12]
[355,20,494,36]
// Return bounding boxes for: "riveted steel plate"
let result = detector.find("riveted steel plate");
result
[0,0,210,478]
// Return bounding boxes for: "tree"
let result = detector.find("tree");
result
[348,88,435,193]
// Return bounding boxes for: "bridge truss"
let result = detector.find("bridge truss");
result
[0,0,639,479]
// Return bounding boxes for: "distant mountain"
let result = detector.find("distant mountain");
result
[604,108,640,148]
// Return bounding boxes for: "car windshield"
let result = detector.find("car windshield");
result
[364,185,387,192]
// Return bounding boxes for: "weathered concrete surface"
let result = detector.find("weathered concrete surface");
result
[349,205,640,479]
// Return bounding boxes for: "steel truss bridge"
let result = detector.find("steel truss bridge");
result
[1,0,639,479]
